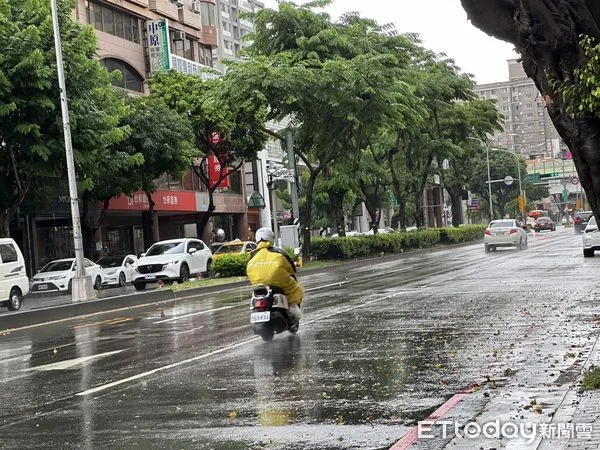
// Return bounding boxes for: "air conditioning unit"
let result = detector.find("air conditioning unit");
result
[173,30,186,41]
[171,0,184,7]
[191,0,201,13]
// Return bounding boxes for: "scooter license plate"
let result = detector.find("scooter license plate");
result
[250,311,271,324]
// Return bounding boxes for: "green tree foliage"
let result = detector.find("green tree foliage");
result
[149,71,268,236]
[0,0,125,236]
[111,96,196,248]
[229,2,421,257]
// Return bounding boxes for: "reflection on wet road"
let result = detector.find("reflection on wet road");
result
[0,228,597,449]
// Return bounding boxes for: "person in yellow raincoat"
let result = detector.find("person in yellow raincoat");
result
[246,227,303,322]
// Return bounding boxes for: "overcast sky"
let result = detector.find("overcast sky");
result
[261,0,519,85]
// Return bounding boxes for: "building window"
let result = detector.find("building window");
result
[502,97,509,102]
[201,2,216,26]
[171,32,194,61]
[87,2,140,44]
[101,58,144,93]
[198,44,213,67]
[502,106,509,111]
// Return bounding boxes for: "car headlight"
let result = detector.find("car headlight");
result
[162,260,179,270]
[47,275,67,281]
[106,269,117,276]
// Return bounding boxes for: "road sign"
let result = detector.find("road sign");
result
[562,188,570,202]
[517,195,525,212]
[504,176,514,186]
[572,177,579,185]
[527,174,541,183]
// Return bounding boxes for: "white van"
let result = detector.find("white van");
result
[0,238,29,311]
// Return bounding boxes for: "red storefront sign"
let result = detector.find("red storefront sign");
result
[107,190,197,211]
[208,154,230,189]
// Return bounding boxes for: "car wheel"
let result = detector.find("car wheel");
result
[485,244,491,253]
[583,249,595,258]
[67,279,72,294]
[94,276,102,291]
[205,260,214,278]
[7,288,22,312]
[179,264,190,284]
[118,272,126,287]
[133,282,146,291]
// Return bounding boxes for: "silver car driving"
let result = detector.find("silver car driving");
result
[484,219,528,252]
[582,216,600,257]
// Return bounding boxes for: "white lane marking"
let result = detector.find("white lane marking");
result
[77,337,260,396]
[153,305,238,324]
[174,326,205,335]
[76,295,393,397]
[22,350,125,372]
[305,281,348,292]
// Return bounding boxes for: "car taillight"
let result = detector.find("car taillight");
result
[485,230,492,236]
[509,229,518,235]
[575,217,582,224]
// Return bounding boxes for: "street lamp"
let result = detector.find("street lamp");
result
[494,146,525,220]
[50,0,93,301]
[468,136,495,220]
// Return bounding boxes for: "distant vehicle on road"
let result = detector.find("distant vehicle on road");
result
[133,238,213,291]
[574,211,594,234]
[582,216,600,257]
[533,217,556,232]
[30,258,103,294]
[484,219,528,252]
[0,238,29,311]
[97,255,137,288]
[213,240,257,257]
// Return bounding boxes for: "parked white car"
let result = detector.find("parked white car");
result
[30,258,104,294]
[133,238,213,291]
[582,216,600,257]
[97,255,137,287]
[484,219,528,252]
[0,238,29,311]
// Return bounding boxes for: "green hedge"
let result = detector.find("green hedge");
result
[212,253,251,277]
[311,226,486,260]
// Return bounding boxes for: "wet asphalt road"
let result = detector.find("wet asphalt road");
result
[0,227,598,449]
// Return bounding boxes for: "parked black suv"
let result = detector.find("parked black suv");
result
[574,211,594,233]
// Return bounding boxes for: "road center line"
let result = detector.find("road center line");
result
[153,305,238,324]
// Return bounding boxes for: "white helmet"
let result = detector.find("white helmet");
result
[255,227,274,244]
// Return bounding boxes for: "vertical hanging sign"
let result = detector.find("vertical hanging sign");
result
[147,19,171,75]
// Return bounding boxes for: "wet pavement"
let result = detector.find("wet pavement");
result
[0,227,599,449]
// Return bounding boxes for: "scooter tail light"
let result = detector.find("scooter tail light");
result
[484,230,492,236]
[254,299,268,309]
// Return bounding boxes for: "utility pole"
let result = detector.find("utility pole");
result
[50,0,93,301]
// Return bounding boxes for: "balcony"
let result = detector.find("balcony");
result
[239,18,253,28]
[170,54,221,80]
[222,29,232,38]
[221,10,230,19]
[239,0,252,11]
[224,47,233,56]
[179,7,202,30]
[149,0,179,20]
[201,26,218,46]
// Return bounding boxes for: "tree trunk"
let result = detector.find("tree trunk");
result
[301,173,317,261]
[0,213,9,238]
[196,188,216,238]
[327,189,346,237]
[446,186,464,227]
[397,200,407,230]
[460,0,600,223]
[414,190,424,228]
[81,195,95,259]
[143,191,159,249]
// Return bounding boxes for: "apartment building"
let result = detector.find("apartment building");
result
[214,0,264,70]
[475,59,563,159]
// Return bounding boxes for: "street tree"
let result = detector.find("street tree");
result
[111,96,196,249]
[440,99,502,227]
[0,0,125,237]
[459,1,600,225]
[232,2,421,258]
[149,71,268,237]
